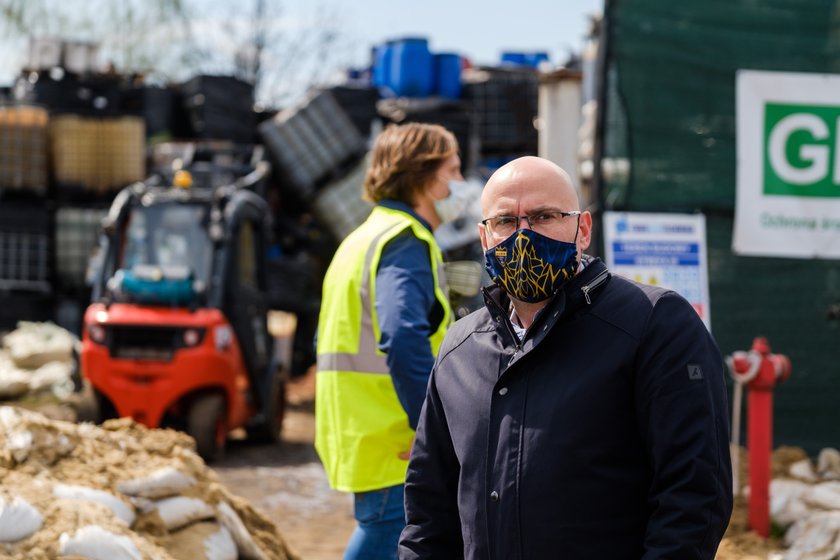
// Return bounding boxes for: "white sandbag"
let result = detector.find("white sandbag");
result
[3,428,34,463]
[817,448,840,480]
[0,496,43,542]
[803,481,840,511]
[771,479,811,527]
[117,466,197,498]
[155,496,215,530]
[216,501,267,560]
[0,365,30,399]
[790,458,819,483]
[204,525,238,560]
[783,510,840,560]
[4,321,76,369]
[0,407,34,463]
[58,525,142,560]
[0,405,19,425]
[785,515,806,548]
[27,361,73,392]
[54,483,136,526]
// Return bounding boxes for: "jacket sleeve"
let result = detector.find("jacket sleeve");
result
[375,231,438,429]
[399,366,464,559]
[634,292,733,559]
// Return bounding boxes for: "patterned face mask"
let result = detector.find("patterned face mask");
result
[484,227,579,303]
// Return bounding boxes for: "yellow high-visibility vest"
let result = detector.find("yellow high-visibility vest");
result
[315,206,451,492]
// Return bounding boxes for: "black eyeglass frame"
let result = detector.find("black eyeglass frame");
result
[480,210,582,232]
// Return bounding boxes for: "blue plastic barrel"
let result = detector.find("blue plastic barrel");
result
[390,37,433,97]
[525,52,549,68]
[501,51,528,66]
[433,53,462,99]
[372,42,394,89]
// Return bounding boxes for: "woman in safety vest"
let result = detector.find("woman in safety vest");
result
[316,122,466,560]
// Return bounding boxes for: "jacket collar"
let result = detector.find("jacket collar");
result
[378,199,432,232]
[483,256,611,343]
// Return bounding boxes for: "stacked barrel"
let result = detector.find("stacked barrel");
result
[258,88,370,314]
[0,34,549,340]
[1,67,147,332]
[367,37,546,181]
[0,106,49,195]
[0,105,55,328]
[50,114,145,196]
[370,37,476,174]
[1,39,265,333]
[462,65,541,179]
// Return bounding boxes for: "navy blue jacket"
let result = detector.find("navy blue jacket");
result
[400,257,732,559]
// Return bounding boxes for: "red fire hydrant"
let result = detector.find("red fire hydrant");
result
[726,337,791,538]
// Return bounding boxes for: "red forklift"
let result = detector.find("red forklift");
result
[80,153,287,461]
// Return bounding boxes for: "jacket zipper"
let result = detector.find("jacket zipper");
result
[502,316,522,362]
[508,346,521,366]
[581,270,610,305]
[503,320,522,366]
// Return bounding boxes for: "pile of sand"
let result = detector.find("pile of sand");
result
[0,405,299,560]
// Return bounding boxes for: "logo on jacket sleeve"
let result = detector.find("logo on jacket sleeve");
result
[687,364,704,380]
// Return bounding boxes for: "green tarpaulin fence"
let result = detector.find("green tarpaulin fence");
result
[600,0,840,454]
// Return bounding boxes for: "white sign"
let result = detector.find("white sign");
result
[734,69,840,258]
[603,212,711,330]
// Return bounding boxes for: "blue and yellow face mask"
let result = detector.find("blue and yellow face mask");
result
[484,228,579,303]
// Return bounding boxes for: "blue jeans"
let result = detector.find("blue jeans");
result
[343,484,405,560]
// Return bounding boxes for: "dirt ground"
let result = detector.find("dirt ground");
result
[211,369,355,560]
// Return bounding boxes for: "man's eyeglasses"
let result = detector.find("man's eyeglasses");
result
[480,211,581,237]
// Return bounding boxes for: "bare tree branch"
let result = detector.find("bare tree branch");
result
[0,0,352,106]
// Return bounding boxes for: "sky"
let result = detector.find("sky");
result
[0,0,603,98]
[322,0,603,69]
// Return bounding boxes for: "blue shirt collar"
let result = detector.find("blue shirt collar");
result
[379,199,433,232]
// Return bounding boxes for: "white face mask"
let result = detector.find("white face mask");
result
[434,179,472,224]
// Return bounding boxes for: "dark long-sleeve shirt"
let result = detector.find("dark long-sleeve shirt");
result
[374,200,442,429]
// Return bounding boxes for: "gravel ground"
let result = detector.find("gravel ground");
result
[212,370,355,560]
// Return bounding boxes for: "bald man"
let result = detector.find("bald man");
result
[399,157,733,559]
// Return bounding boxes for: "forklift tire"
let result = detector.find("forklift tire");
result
[188,394,227,463]
[72,381,101,423]
[76,388,118,424]
[247,371,287,444]
[70,347,84,393]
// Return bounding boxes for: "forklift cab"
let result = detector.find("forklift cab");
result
[82,162,286,461]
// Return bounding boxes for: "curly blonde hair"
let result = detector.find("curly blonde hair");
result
[363,122,458,204]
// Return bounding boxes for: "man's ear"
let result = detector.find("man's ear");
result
[578,211,593,251]
[478,222,489,251]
